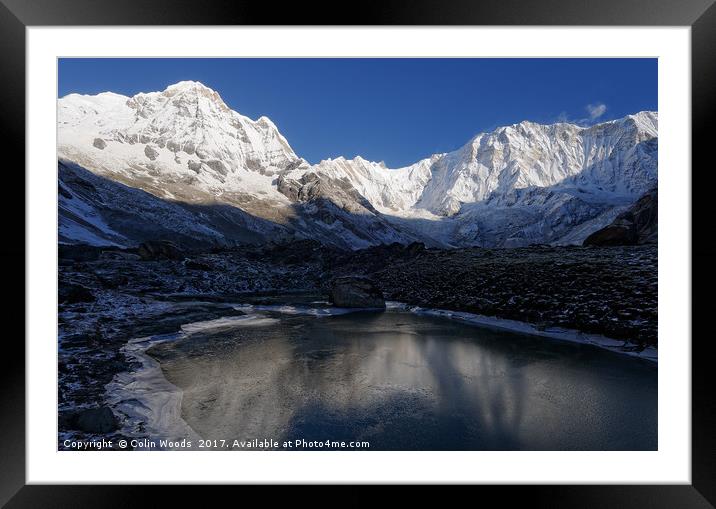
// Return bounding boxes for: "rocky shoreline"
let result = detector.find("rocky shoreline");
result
[58,240,657,446]
[359,243,657,345]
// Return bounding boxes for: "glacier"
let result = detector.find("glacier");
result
[57,80,657,249]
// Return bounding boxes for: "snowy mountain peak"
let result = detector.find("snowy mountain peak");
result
[57,81,658,250]
[625,111,658,136]
[58,81,300,198]
[126,80,232,118]
[409,111,659,216]
[165,79,213,91]
[144,80,231,113]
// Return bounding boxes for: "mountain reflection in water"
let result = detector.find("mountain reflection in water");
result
[147,309,657,450]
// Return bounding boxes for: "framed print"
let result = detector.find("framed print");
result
[3,0,714,505]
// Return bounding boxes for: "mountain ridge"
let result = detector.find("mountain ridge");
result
[58,81,658,249]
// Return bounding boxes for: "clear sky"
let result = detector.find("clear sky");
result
[58,58,657,167]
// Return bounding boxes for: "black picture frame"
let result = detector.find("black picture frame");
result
[2,0,713,505]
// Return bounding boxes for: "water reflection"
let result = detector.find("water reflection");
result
[149,310,657,450]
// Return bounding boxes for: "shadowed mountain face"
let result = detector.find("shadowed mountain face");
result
[58,161,287,248]
[58,161,426,250]
[583,187,658,246]
[58,81,658,249]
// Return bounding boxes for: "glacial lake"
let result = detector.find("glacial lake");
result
[144,304,657,451]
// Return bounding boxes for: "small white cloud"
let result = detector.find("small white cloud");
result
[586,103,607,120]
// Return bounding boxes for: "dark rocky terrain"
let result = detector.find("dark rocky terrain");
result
[583,187,658,246]
[58,240,657,446]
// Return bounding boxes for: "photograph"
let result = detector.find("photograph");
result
[1,0,709,500]
[56,57,659,452]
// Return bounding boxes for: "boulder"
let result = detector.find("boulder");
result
[92,138,106,150]
[329,276,385,309]
[137,240,185,261]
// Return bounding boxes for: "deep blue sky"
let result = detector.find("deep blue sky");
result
[58,58,657,167]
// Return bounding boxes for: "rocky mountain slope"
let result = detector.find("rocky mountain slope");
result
[58,81,658,249]
[583,187,658,246]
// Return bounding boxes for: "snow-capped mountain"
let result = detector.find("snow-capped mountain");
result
[59,81,299,202]
[57,80,658,249]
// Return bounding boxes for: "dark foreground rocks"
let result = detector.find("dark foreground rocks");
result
[329,276,386,308]
[59,240,657,348]
[363,244,657,346]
